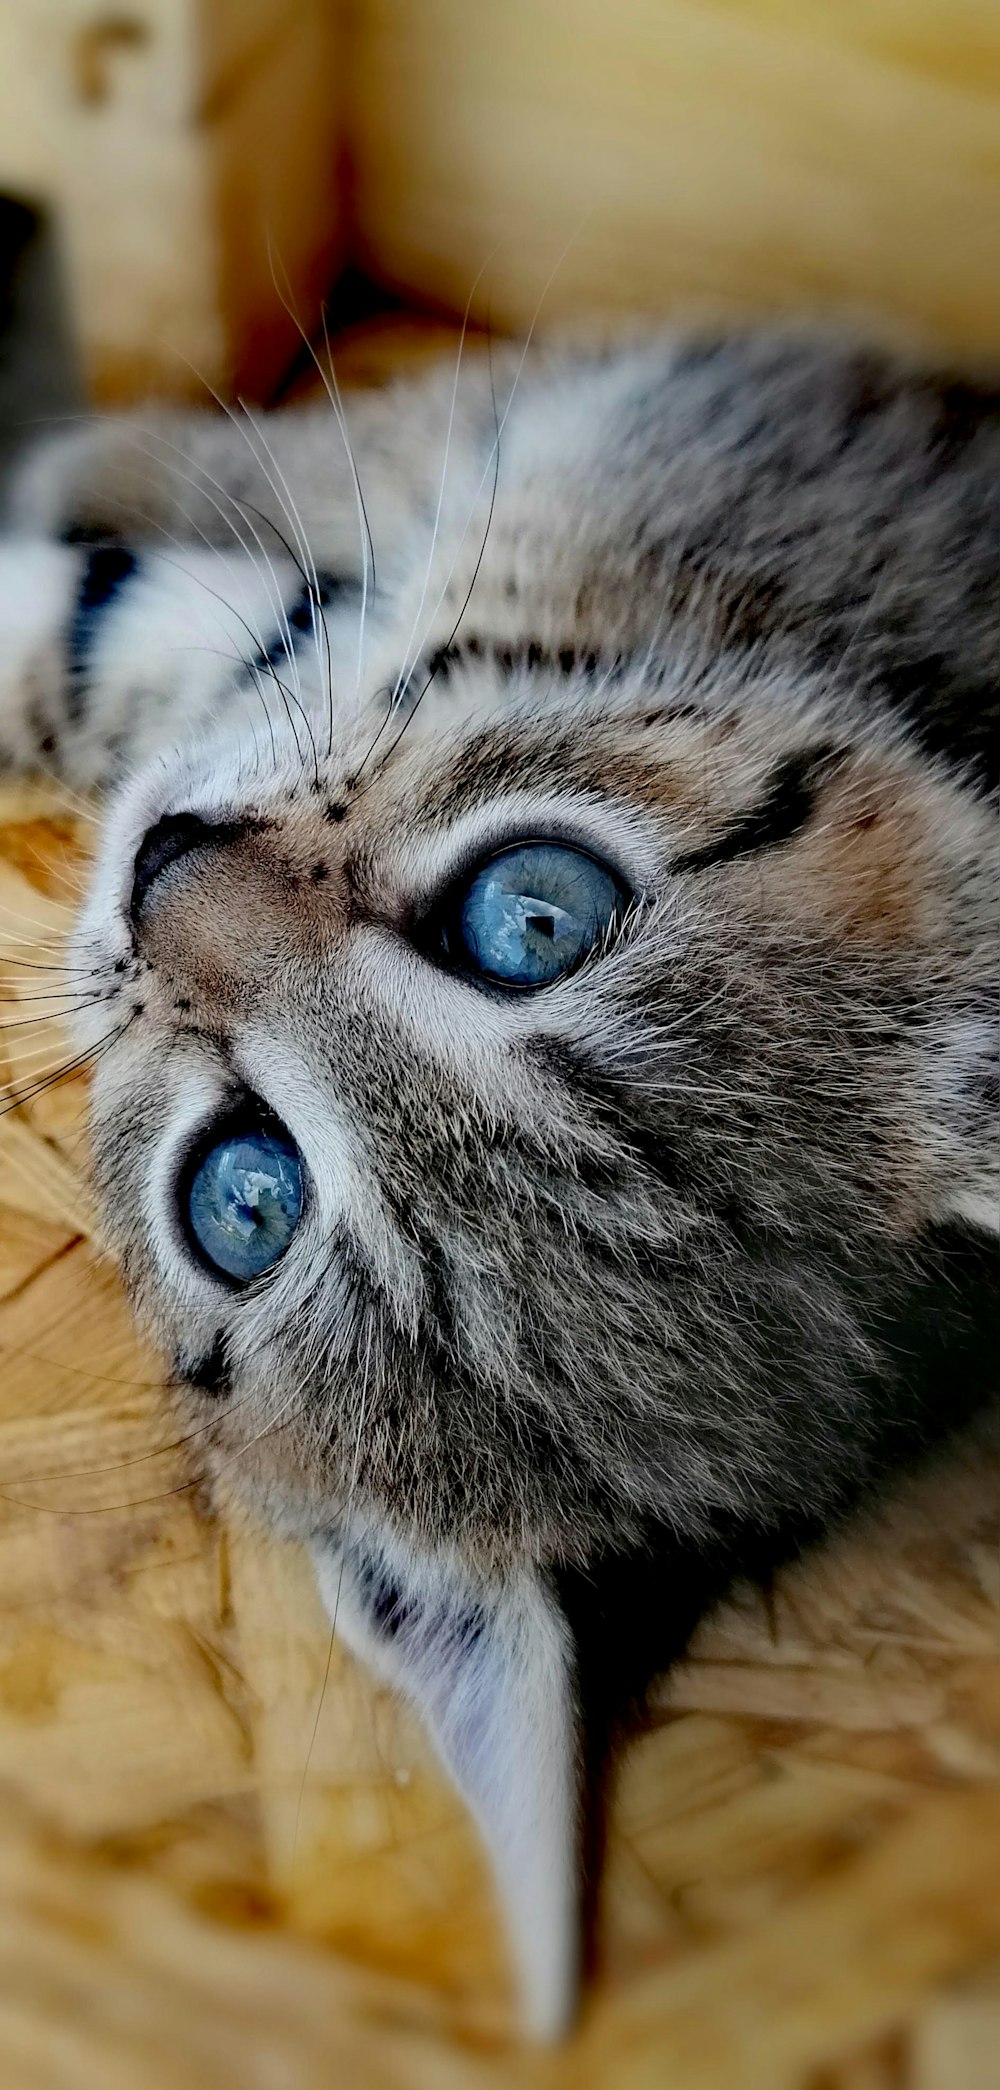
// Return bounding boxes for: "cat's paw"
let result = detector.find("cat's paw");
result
[6,415,198,544]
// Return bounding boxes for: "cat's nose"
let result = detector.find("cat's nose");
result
[130,812,249,928]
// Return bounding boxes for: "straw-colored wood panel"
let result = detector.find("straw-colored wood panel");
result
[0,767,997,2084]
[0,1,345,403]
[350,0,1000,359]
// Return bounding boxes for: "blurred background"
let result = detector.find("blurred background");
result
[1,1,999,422]
[0,6,997,2087]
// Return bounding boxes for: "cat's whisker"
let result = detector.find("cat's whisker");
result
[4,1375,270,1488]
[119,482,305,738]
[0,1010,134,1121]
[0,949,76,975]
[0,1004,112,1057]
[219,481,337,765]
[241,657,281,767]
[263,243,376,752]
[0,910,74,936]
[20,842,91,897]
[0,952,99,973]
[388,266,486,711]
[369,233,586,772]
[239,403,331,740]
[169,359,326,782]
[123,443,312,713]
[0,900,74,937]
[0,999,107,1024]
[0,1006,96,1021]
[373,334,502,769]
[24,771,101,825]
[129,539,314,772]
[126,406,317,788]
[160,453,327,759]
[0,1396,302,1517]
[123,552,286,769]
[1,1051,95,1086]
[115,425,302,647]
[319,309,372,730]
[170,359,319,601]
[0,964,101,991]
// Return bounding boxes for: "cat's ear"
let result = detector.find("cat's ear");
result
[310,1530,581,2040]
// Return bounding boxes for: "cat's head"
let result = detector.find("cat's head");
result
[70,644,994,2033]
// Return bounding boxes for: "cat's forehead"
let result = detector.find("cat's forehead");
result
[179,656,813,863]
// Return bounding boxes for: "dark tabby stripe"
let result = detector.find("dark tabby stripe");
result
[250,572,358,679]
[65,542,137,722]
[179,1331,232,1397]
[398,634,625,702]
[670,746,840,876]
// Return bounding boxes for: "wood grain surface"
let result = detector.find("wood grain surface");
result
[350,0,1000,361]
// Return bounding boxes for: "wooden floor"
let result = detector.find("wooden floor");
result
[0,372,998,2085]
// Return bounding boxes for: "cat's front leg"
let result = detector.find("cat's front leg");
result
[309,1525,581,2042]
[5,362,475,579]
[0,534,307,791]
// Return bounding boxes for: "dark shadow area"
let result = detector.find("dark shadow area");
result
[0,196,85,485]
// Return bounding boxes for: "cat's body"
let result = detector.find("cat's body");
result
[1,329,997,2035]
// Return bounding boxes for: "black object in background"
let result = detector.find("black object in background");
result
[0,196,85,490]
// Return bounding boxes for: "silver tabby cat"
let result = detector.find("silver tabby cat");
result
[1,330,997,2035]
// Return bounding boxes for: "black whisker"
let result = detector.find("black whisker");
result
[266,661,321,787]
[0,1394,310,1517]
[0,956,93,974]
[0,1010,135,1120]
[0,998,110,1032]
[227,492,338,770]
[0,983,106,1005]
[240,657,280,766]
[4,1382,265,1486]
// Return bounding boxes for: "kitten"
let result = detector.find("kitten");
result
[1,330,997,2036]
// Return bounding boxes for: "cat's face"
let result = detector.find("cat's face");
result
[69,645,988,1578]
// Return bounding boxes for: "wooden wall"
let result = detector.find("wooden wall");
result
[1,3,998,404]
[0,1,345,402]
[350,0,1000,359]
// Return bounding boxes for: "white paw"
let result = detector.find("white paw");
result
[6,415,196,543]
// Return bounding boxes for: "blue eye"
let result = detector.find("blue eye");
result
[448,842,627,988]
[185,1126,303,1283]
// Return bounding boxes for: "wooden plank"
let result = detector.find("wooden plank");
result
[0,2,345,402]
[351,0,1000,358]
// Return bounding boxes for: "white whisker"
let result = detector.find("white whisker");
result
[391,271,491,709]
[123,436,308,702]
[370,228,587,768]
[264,241,376,751]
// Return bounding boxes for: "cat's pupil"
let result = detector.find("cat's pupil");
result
[451,842,627,988]
[184,1127,303,1284]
